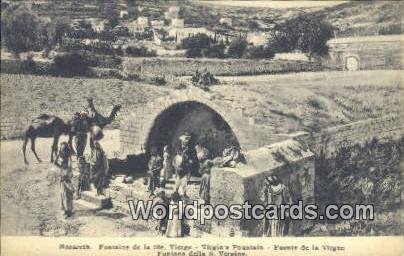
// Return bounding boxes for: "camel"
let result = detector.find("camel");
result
[68,98,121,154]
[86,98,121,128]
[22,114,71,164]
[22,98,121,164]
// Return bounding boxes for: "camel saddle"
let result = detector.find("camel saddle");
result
[31,114,57,129]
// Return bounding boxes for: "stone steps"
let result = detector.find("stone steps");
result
[80,190,112,209]
[75,198,103,210]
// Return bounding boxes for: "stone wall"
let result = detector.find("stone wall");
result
[0,74,169,139]
[122,57,322,76]
[209,139,315,237]
[301,114,404,157]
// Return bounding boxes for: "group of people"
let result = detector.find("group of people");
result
[146,132,215,203]
[54,114,109,218]
[145,132,248,237]
[147,132,246,203]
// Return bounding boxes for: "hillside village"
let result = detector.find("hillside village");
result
[1,0,402,61]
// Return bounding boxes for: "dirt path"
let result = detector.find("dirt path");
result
[1,132,155,237]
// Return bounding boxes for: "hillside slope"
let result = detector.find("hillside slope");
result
[4,0,401,37]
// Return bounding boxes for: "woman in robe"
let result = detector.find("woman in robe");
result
[199,153,213,204]
[54,142,74,217]
[77,156,90,199]
[261,175,292,237]
[89,126,109,196]
[160,145,173,188]
[166,192,183,237]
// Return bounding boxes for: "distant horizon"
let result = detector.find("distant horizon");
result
[197,1,347,9]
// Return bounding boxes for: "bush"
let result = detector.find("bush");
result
[202,43,226,58]
[182,33,212,58]
[1,5,46,57]
[85,54,122,69]
[125,46,157,57]
[20,55,37,73]
[268,14,334,57]
[227,38,248,58]
[51,52,90,77]
[243,45,275,59]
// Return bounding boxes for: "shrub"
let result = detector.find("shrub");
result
[1,5,46,57]
[151,75,167,86]
[227,38,248,58]
[268,14,334,58]
[243,45,275,59]
[20,55,37,73]
[202,43,226,58]
[125,46,157,57]
[182,33,212,58]
[51,52,90,77]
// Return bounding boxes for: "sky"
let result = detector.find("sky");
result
[198,1,346,9]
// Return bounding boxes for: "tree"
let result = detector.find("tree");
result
[202,42,225,58]
[181,33,212,58]
[1,5,45,58]
[227,37,248,58]
[52,52,89,77]
[43,18,71,57]
[268,13,334,58]
[103,3,119,29]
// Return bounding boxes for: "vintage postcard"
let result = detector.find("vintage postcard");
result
[1,1,403,255]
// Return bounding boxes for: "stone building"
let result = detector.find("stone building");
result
[327,34,403,71]
[170,18,185,28]
[164,6,180,20]
[219,17,232,27]
[246,32,268,46]
[128,16,149,34]
[119,10,128,19]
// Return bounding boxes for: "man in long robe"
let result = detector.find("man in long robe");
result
[147,147,163,195]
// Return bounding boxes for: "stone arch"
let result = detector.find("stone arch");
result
[345,55,360,71]
[144,100,240,158]
[120,88,254,158]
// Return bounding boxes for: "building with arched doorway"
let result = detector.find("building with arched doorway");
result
[327,34,402,70]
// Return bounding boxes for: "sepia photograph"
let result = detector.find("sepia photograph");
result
[0,0,403,255]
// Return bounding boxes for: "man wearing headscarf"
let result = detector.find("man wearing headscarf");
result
[71,110,90,158]
[147,147,163,195]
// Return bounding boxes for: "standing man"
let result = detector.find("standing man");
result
[73,110,91,158]
[147,147,163,196]
[89,126,109,196]
[174,132,198,197]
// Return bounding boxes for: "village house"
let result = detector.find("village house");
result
[128,16,149,34]
[88,18,106,32]
[170,18,185,28]
[151,20,165,29]
[119,10,128,19]
[246,31,268,46]
[219,17,232,27]
[164,6,180,20]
